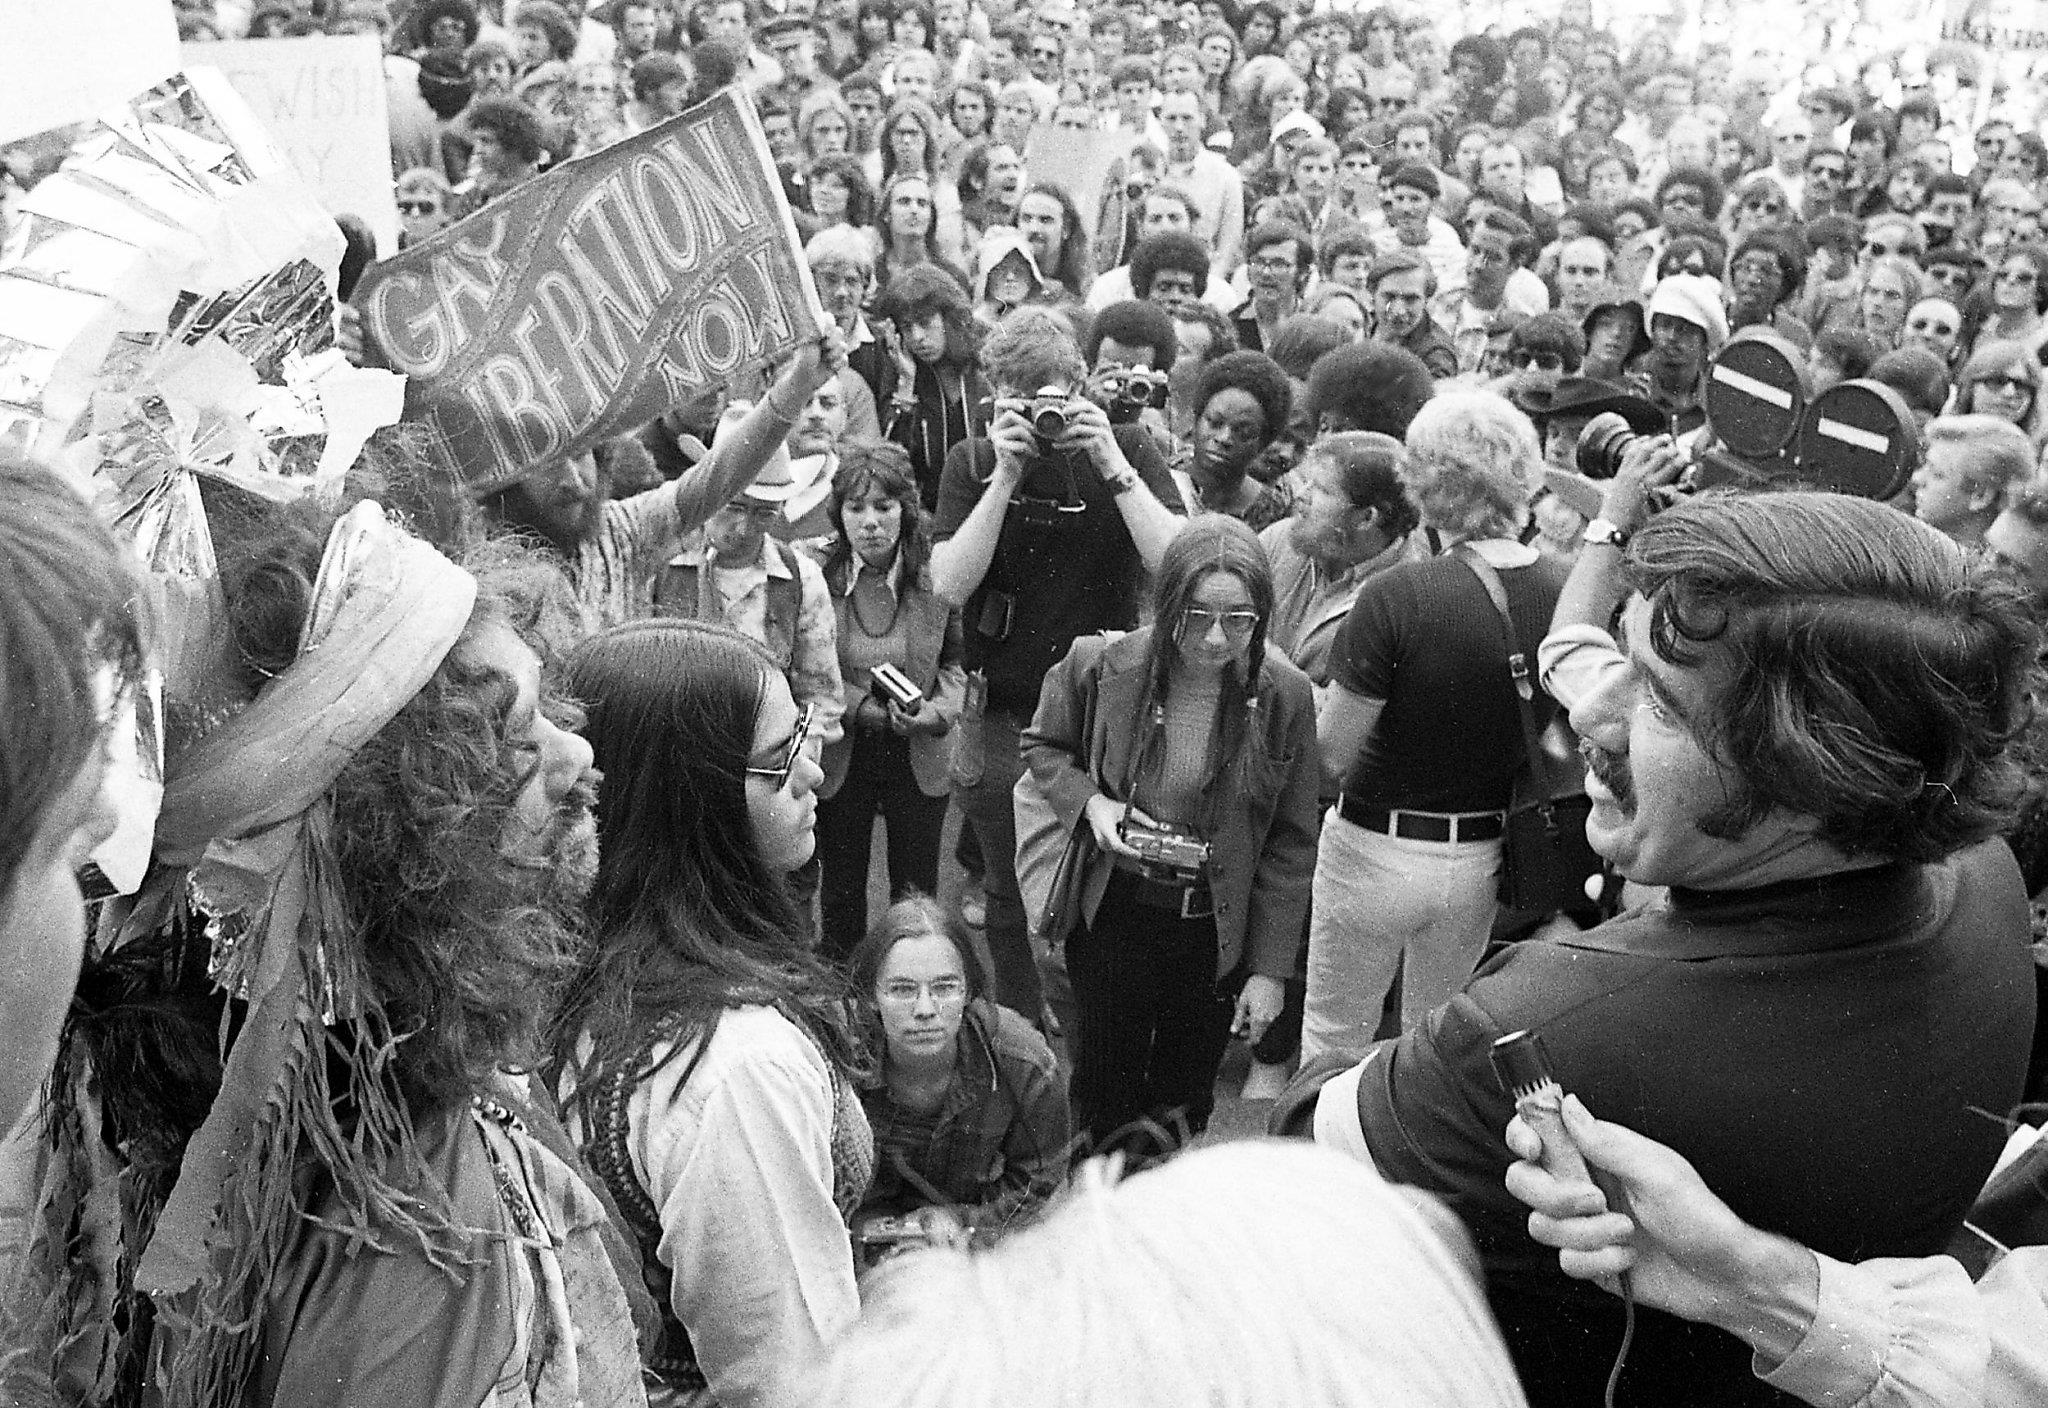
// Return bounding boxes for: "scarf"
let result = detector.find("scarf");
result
[131,501,477,1406]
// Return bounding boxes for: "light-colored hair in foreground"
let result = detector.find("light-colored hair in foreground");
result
[804,1141,1528,1408]
[1401,390,1543,542]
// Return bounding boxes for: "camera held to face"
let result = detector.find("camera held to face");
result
[1094,366,1171,425]
[995,384,1082,451]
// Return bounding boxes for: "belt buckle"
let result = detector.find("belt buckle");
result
[1179,885,1214,920]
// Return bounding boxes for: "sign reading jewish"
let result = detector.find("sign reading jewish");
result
[354,88,823,493]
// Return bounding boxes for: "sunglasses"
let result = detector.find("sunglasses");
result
[398,199,441,215]
[1180,606,1261,641]
[745,703,816,789]
[1519,351,1566,371]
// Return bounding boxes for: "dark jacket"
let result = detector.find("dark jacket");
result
[858,998,1071,1233]
[1019,630,1322,981]
[1399,314,1461,381]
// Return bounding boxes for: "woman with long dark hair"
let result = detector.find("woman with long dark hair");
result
[1019,515,1321,1164]
[872,172,970,297]
[553,620,871,1408]
[877,264,988,507]
[847,894,1070,1251]
[814,442,965,960]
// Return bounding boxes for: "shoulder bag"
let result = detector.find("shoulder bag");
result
[1458,549,1606,916]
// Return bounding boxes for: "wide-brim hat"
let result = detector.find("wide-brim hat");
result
[1517,376,1665,430]
[739,446,800,504]
[1581,296,1652,364]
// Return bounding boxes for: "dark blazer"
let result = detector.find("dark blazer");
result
[819,558,966,800]
[1018,630,1322,981]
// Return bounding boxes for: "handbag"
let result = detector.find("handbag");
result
[1011,640,1109,943]
[1013,765,1094,943]
[1458,549,1606,915]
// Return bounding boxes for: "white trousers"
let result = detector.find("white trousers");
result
[1300,809,1501,1064]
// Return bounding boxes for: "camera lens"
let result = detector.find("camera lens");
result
[1033,405,1070,439]
[1576,412,1637,480]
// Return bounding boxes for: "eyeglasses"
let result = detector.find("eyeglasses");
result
[745,703,816,789]
[1978,374,2036,396]
[1999,267,2040,285]
[398,199,441,214]
[1249,255,1296,273]
[1907,317,1957,336]
[1180,606,1261,640]
[877,976,969,1006]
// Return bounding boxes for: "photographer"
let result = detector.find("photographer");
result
[1306,461,2038,1407]
[931,308,1184,1026]
[1083,300,1180,463]
[1021,517,1320,1162]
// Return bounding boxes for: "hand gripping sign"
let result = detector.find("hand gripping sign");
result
[354,87,827,494]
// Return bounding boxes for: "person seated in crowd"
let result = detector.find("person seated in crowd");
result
[813,443,964,962]
[1368,249,1459,381]
[1302,451,2035,1408]
[809,1142,1529,1408]
[557,619,868,1407]
[1912,414,2035,549]
[849,894,1069,1250]
[1182,350,1297,529]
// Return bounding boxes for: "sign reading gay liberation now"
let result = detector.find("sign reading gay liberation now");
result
[354,88,824,492]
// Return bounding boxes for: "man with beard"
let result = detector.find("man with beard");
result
[1626,273,1724,436]
[28,494,649,1406]
[1367,250,1458,381]
[482,321,846,632]
[1299,441,2037,1408]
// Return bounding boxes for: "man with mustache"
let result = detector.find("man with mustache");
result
[1296,441,2037,1408]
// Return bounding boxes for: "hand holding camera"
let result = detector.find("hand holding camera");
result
[1587,426,1690,535]
[993,386,1124,478]
[870,663,947,737]
[1087,366,1172,426]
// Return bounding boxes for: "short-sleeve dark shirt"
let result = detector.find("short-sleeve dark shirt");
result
[932,426,1181,716]
[1330,550,1568,811]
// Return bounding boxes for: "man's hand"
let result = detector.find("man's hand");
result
[334,302,367,367]
[1083,795,1156,859]
[989,406,1037,481]
[1504,1096,1821,1350]
[1598,437,1689,536]
[776,318,850,406]
[1055,397,1130,479]
[1233,974,1285,1042]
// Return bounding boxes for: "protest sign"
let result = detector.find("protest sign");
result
[354,88,824,494]
[192,36,398,255]
[1942,0,2048,50]
[0,0,179,144]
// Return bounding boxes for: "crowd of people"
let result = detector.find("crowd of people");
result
[8,0,2048,1405]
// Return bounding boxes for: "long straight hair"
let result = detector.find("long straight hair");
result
[822,440,932,585]
[552,619,865,1092]
[1118,515,1280,831]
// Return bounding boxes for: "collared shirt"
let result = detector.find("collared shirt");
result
[673,531,847,747]
[1160,148,1246,274]
[1258,521,1419,686]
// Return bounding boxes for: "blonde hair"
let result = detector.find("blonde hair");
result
[1401,390,1543,542]
[806,1141,1528,1408]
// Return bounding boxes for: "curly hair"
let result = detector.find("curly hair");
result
[212,497,590,1113]
[1628,492,2038,861]
[1196,350,1293,451]
[807,151,877,228]
[878,262,981,370]
[1401,391,1540,542]
[465,94,547,167]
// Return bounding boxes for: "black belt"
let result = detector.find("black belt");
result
[1109,856,1215,919]
[1338,796,1507,844]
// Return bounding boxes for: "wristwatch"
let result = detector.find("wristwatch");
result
[1581,518,1630,549]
